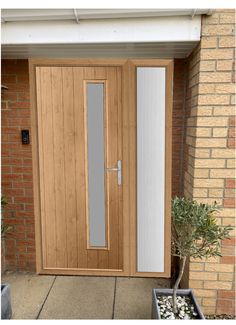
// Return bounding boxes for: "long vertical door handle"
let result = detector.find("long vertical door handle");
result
[106,160,122,185]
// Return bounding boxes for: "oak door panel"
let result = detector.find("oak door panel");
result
[73,67,88,269]
[36,67,57,268]
[106,67,119,270]
[61,67,78,268]
[51,67,67,268]
[35,66,123,272]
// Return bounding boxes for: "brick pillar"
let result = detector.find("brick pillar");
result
[184,10,235,315]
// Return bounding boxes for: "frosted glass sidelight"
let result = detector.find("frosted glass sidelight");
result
[137,67,165,272]
[86,83,106,247]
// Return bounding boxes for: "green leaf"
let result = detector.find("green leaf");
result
[171,197,232,260]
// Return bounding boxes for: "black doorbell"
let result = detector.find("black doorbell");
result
[21,130,30,145]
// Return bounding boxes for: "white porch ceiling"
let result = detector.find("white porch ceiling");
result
[1,9,210,59]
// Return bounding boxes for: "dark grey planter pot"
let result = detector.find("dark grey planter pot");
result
[1,283,12,319]
[152,288,205,320]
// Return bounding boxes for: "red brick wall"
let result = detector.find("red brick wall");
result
[1,59,36,271]
[1,59,186,271]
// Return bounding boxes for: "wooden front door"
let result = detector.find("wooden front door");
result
[35,66,125,274]
[31,59,173,278]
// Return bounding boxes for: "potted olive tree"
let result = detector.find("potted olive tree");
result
[152,197,232,320]
[1,196,12,320]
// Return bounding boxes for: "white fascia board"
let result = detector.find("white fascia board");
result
[1,16,201,45]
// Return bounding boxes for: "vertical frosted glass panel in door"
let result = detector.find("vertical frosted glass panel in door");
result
[86,83,106,247]
[137,67,165,272]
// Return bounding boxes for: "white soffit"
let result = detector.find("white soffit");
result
[1,9,206,59]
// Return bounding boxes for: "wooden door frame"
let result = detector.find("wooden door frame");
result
[29,58,173,277]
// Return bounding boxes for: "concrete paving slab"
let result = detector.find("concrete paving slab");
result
[39,276,115,319]
[1,272,55,319]
[114,277,170,319]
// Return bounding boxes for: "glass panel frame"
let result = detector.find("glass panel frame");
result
[136,67,166,272]
[84,80,109,250]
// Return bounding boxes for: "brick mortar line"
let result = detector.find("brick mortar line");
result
[187,75,235,86]
[186,136,233,140]
[191,113,233,119]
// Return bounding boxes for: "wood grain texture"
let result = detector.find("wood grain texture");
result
[73,67,88,269]
[32,61,125,274]
[31,64,43,273]
[106,67,119,270]
[128,60,137,277]
[51,67,67,268]
[122,61,131,275]
[117,67,123,270]
[29,58,127,67]
[39,67,57,268]
[62,67,78,268]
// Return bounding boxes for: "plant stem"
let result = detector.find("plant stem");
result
[173,256,187,314]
